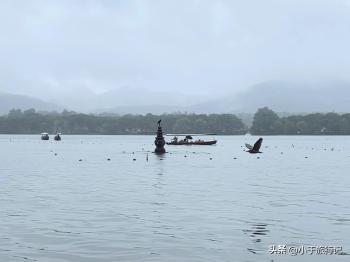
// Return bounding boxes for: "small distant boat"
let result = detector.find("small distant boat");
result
[54,133,62,141]
[41,132,49,140]
[166,134,217,145]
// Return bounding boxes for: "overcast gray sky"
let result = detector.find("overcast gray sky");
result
[0,0,350,99]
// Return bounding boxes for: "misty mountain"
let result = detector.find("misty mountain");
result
[189,80,350,114]
[50,86,209,113]
[3,80,350,115]
[0,93,62,115]
[96,105,185,115]
[50,80,350,114]
[96,87,207,108]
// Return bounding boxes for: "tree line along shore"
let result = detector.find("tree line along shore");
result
[0,107,350,135]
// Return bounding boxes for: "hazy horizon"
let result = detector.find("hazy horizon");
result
[1,0,350,103]
[1,2,349,260]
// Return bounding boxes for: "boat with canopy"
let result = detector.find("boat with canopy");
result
[166,134,217,145]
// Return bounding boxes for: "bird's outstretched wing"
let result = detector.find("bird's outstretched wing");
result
[252,138,263,151]
[245,143,253,150]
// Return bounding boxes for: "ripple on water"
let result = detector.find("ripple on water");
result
[0,135,349,261]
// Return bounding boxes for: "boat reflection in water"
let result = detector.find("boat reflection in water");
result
[166,134,217,145]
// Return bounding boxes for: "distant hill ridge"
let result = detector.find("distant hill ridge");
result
[2,80,350,114]
[0,92,62,114]
[189,80,350,113]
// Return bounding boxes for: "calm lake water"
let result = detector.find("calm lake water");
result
[0,135,349,262]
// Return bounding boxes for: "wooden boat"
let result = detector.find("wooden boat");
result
[167,140,217,145]
[41,132,49,140]
[166,134,217,145]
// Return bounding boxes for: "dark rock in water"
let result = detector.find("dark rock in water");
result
[233,157,237,159]
[54,153,57,156]
[184,155,187,158]
[133,158,136,161]
[107,158,111,161]
[79,159,82,162]
[209,158,212,160]
[154,121,166,154]
[257,157,260,159]
[305,156,308,159]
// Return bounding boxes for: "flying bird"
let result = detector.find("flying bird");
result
[245,138,263,154]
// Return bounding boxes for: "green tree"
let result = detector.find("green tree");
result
[251,107,280,135]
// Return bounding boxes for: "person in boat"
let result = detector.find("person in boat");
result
[184,135,192,144]
[172,136,178,143]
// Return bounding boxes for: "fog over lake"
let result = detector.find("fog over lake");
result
[1,0,350,113]
[1,1,349,261]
